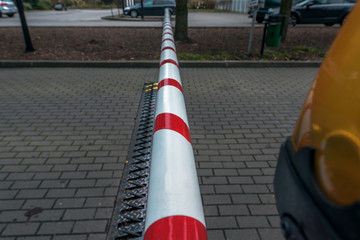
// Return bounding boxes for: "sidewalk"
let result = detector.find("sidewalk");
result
[0,67,317,240]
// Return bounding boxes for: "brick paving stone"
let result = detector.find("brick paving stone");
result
[225,229,260,240]
[259,194,277,204]
[207,230,226,240]
[0,67,315,239]
[206,216,238,229]
[0,181,12,189]
[39,180,68,188]
[228,176,254,184]
[215,184,242,194]
[0,200,24,210]
[72,220,107,233]
[60,172,87,179]
[84,197,115,208]
[0,210,28,222]
[75,188,104,197]
[23,199,55,209]
[0,190,18,199]
[203,205,219,216]
[203,194,232,205]
[54,198,86,209]
[88,234,107,240]
[46,189,76,198]
[95,208,113,219]
[202,176,228,184]
[68,179,96,188]
[231,194,261,204]
[237,216,270,228]
[17,237,51,240]
[242,184,270,193]
[28,209,64,221]
[200,185,215,194]
[63,209,96,220]
[38,222,74,235]
[249,205,279,215]
[2,222,40,236]
[258,229,284,240]
[53,235,87,240]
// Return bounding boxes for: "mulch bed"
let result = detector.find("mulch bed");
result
[0,27,340,61]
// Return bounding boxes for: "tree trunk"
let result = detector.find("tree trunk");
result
[174,0,188,41]
[15,0,35,52]
[279,0,292,42]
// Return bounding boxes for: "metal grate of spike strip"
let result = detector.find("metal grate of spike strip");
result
[108,83,158,240]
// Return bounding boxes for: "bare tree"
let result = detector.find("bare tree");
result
[279,0,292,42]
[174,0,188,41]
[15,0,35,52]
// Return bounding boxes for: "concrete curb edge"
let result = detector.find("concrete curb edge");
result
[0,61,322,68]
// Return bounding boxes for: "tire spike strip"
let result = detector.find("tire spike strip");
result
[144,8,208,240]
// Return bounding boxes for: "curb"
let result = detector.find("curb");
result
[0,61,322,68]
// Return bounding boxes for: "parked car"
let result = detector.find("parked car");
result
[290,0,354,26]
[0,0,17,18]
[54,3,67,10]
[264,0,355,26]
[124,0,176,18]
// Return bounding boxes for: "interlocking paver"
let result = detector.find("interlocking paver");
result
[72,220,107,233]
[38,222,74,235]
[0,67,315,239]
[2,222,40,236]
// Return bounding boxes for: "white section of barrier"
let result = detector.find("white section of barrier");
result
[145,130,205,228]
[161,40,176,51]
[155,87,189,127]
[158,64,182,84]
[160,50,178,65]
[162,29,173,37]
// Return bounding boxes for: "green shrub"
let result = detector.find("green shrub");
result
[34,0,52,9]
[23,2,33,9]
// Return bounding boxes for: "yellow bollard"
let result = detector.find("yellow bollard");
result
[291,3,360,206]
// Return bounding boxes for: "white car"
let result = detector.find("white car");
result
[0,0,17,18]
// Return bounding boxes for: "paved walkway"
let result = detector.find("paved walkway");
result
[0,67,317,240]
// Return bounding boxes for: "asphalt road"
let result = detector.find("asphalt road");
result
[0,9,255,27]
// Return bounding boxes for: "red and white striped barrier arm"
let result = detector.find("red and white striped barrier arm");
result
[144,9,208,240]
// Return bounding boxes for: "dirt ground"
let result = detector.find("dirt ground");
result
[0,27,340,61]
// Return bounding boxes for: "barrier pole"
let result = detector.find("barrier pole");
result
[143,8,208,240]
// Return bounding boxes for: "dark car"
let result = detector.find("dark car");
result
[124,0,176,18]
[264,0,355,26]
[289,0,354,26]
[0,0,17,18]
[54,3,67,10]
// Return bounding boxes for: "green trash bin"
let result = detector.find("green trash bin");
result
[266,14,285,47]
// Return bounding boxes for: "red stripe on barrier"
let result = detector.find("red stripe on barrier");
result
[160,59,179,68]
[144,216,207,240]
[158,78,183,93]
[154,113,191,143]
[162,38,175,44]
[161,46,176,53]
[162,32,173,37]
